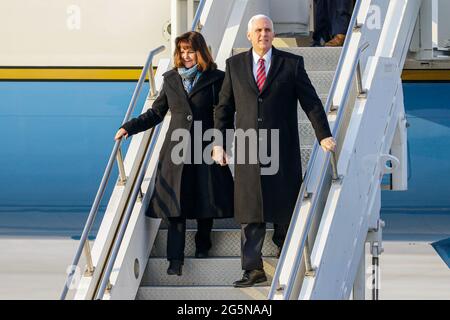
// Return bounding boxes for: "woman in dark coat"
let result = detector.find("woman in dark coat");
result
[114,31,233,276]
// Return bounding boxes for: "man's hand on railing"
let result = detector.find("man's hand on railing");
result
[320,137,337,152]
[212,146,229,166]
[114,128,129,141]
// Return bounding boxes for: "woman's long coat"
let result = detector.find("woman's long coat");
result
[214,47,332,225]
[122,68,234,220]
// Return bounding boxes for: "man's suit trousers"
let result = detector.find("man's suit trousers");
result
[240,223,289,270]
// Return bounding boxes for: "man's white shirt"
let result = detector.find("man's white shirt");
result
[252,48,272,82]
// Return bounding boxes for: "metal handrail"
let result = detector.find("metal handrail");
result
[95,123,163,299]
[268,0,366,299]
[323,0,364,114]
[289,42,369,297]
[191,0,207,31]
[269,41,369,299]
[60,45,165,300]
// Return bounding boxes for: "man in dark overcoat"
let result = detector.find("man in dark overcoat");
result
[312,0,354,47]
[213,14,336,287]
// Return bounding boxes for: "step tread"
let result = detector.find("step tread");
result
[142,257,278,286]
[232,47,342,71]
[136,285,271,300]
[151,229,278,257]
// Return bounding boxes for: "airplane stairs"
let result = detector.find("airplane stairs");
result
[61,0,421,300]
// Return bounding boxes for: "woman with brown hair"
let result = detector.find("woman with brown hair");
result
[114,31,233,276]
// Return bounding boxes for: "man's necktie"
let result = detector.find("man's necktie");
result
[256,58,266,92]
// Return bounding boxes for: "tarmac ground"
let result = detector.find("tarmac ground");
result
[0,238,448,300]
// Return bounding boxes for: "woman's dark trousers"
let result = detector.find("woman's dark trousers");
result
[167,217,213,261]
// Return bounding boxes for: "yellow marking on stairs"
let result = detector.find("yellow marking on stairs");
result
[263,260,277,278]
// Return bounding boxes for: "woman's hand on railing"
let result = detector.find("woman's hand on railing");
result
[320,137,336,152]
[114,128,129,141]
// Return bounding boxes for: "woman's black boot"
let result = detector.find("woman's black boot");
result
[167,260,183,276]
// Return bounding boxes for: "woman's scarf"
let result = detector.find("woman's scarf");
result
[177,64,202,94]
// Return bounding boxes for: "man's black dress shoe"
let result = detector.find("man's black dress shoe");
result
[233,269,267,288]
[167,260,183,276]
